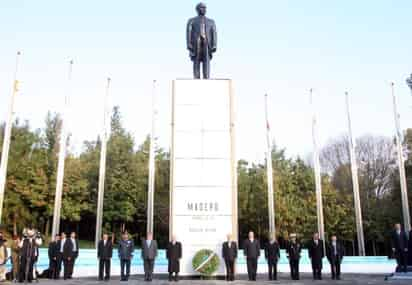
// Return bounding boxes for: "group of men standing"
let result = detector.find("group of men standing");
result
[48,232,79,280]
[307,233,345,281]
[45,230,346,282]
[222,231,345,282]
[41,225,412,282]
[95,232,181,282]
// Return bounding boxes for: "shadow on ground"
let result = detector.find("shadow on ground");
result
[37,273,409,285]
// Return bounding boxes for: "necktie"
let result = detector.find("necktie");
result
[200,17,206,39]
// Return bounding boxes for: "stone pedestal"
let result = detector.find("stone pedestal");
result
[169,79,238,275]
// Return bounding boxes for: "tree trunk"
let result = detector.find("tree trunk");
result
[45,217,50,238]
[372,240,376,256]
[13,213,17,236]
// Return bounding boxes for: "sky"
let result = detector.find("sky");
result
[0,0,411,162]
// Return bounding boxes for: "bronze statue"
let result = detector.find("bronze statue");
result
[186,3,217,79]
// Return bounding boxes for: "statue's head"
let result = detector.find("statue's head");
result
[196,2,207,16]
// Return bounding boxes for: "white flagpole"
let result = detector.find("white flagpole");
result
[264,94,276,237]
[310,89,325,247]
[147,80,157,234]
[391,83,411,232]
[345,91,365,256]
[0,51,22,223]
[51,60,73,238]
[95,77,111,247]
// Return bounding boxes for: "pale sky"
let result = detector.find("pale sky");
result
[0,0,411,162]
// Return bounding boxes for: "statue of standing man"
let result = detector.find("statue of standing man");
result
[186,3,217,79]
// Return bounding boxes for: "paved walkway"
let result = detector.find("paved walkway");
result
[36,274,409,284]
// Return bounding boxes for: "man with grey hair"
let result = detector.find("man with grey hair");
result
[243,231,260,281]
[222,233,237,281]
[142,232,158,282]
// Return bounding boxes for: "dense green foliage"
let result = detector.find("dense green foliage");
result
[0,108,410,255]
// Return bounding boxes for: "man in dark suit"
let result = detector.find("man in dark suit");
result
[97,233,113,281]
[326,235,345,280]
[59,232,73,280]
[308,232,325,280]
[286,233,301,280]
[141,232,158,282]
[166,235,182,282]
[390,223,409,273]
[222,234,238,281]
[264,234,280,281]
[48,234,60,279]
[68,232,79,279]
[243,231,260,281]
[56,233,65,279]
[118,232,134,281]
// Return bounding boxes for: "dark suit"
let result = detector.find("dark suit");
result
[326,241,345,279]
[308,240,324,280]
[69,238,79,278]
[97,240,113,280]
[141,239,158,281]
[265,241,280,280]
[186,15,217,79]
[59,238,77,279]
[243,239,260,281]
[222,241,238,281]
[166,241,182,281]
[286,242,301,280]
[48,241,60,279]
[390,230,409,272]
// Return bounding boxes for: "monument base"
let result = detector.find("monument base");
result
[169,79,238,275]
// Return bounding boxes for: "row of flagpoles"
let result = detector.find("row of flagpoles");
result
[264,85,410,255]
[0,53,159,246]
[0,52,410,252]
